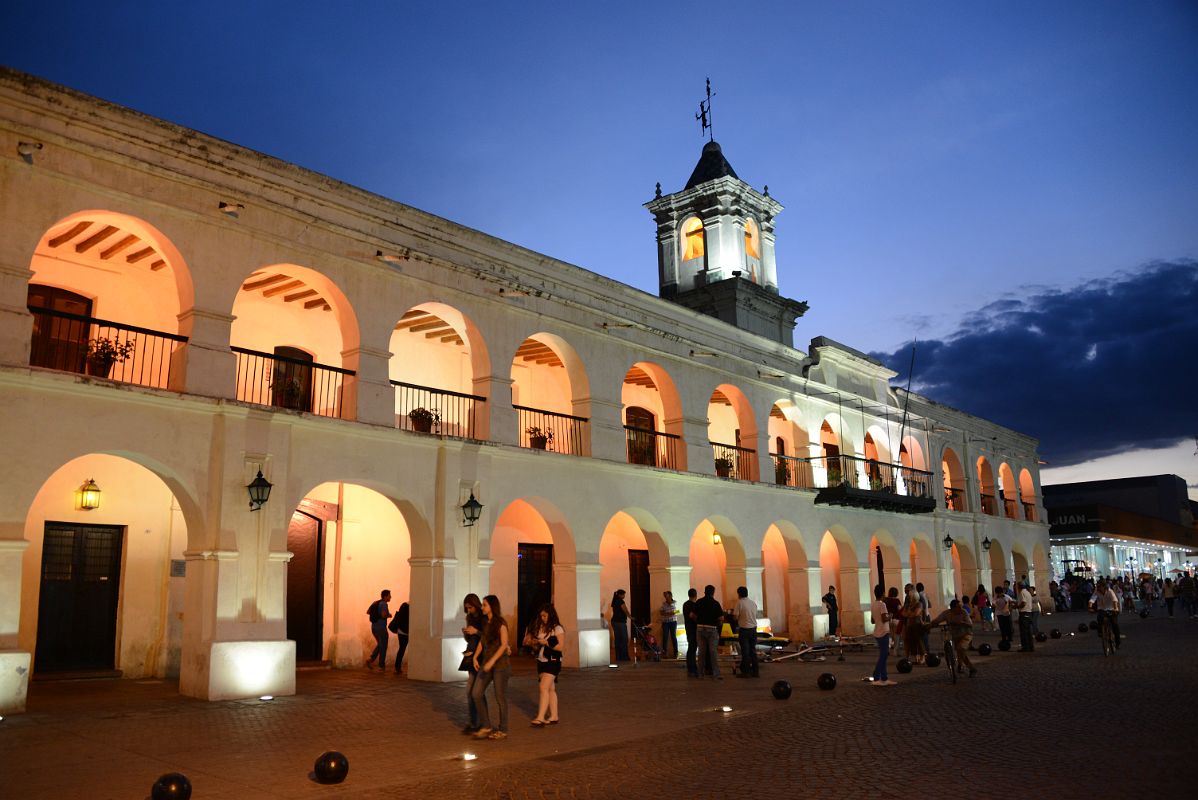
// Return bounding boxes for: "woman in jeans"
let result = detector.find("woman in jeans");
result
[471,594,511,740]
[460,593,484,734]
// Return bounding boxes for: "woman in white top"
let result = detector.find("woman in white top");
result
[524,604,565,726]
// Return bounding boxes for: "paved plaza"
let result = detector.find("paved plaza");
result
[3,613,1195,799]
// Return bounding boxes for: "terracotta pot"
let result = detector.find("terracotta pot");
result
[530,435,549,450]
[412,417,433,433]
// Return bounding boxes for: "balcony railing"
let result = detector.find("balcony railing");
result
[944,487,967,512]
[625,426,680,470]
[28,306,186,390]
[770,453,815,488]
[811,454,936,513]
[1022,502,1038,523]
[980,493,998,516]
[232,346,352,419]
[392,380,485,439]
[710,441,755,480]
[1003,498,1018,519]
[514,404,587,455]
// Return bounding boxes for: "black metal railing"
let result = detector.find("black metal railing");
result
[980,493,998,516]
[898,465,934,499]
[391,380,485,439]
[625,426,680,470]
[28,306,186,390]
[944,487,967,511]
[710,441,756,480]
[1022,502,1038,523]
[514,404,588,455]
[808,454,859,488]
[1003,498,1018,519]
[770,453,816,488]
[232,346,352,419]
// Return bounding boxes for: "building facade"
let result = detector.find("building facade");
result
[1045,475,1198,581]
[0,70,1049,713]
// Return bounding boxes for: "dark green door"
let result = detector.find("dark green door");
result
[36,523,123,672]
[517,543,553,640]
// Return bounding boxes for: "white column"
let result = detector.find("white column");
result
[0,536,31,714]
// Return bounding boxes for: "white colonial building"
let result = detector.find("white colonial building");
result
[0,69,1049,712]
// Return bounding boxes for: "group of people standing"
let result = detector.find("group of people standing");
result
[458,593,564,741]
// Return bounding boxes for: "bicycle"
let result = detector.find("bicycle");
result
[1097,610,1116,657]
[937,624,957,684]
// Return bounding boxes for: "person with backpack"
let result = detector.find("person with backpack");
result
[388,601,410,674]
[365,589,392,671]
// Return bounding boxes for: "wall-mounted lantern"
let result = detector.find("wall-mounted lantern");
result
[461,492,483,527]
[981,537,991,552]
[712,531,723,546]
[79,479,101,511]
[247,470,273,511]
[942,533,955,551]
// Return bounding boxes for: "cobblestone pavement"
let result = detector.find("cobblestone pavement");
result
[3,613,1195,799]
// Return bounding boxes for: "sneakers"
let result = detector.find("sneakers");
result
[487,730,508,740]
[471,727,492,739]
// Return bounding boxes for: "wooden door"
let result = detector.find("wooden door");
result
[517,543,553,640]
[628,549,650,628]
[27,285,92,373]
[36,523,123,672]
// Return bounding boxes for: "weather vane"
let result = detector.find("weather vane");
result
[695,78,715,142]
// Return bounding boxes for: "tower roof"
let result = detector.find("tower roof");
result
[684,140,738,190]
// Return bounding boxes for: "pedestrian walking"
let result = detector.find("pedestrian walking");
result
[974,585,993,631]
[1163,578,1175,617]
[869,585,894,685]
[902,587,926,664]
[993,585,1014,646]
[683,588,699,677]
[884,586,903,654]
[460,593,484,734]
[733,586,759,678]
[916,581,932,656]
[610,589,630,661]
[365,589,392,671]
[388,600,410,674]
[694,584,724,680]
[524,604,564,726]
[1029,588,1041,636]
[471,594,512,740]
[823,586,839,639]
[659,591,679,659]
[1016,581,1035,652]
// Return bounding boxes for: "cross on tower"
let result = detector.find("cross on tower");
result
[695,78,715,142]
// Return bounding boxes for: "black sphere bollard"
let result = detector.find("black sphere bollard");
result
[1050,628,1062,639]
[895,658,913,674]
[978,643,992,656]
[817,673,837,691]
[771,679,792,700]
[1035,631,1048,643]
[1078,623,1089,633]
[1088,620,1098,631]
[997,639,1011,651]
[151,773,192,800]
[313,751,350,785]
[925,653,941,668]
[1139,609,1149,619]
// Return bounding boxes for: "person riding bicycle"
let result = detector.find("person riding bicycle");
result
[927,599,977,677]
[1088,578,1121,651]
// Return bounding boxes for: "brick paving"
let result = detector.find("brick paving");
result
[2,613,1195,799]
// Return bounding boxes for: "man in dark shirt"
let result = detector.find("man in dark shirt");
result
[694,584,725,680]
[682,588,699,677]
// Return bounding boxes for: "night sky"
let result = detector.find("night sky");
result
[3,2,1195,491]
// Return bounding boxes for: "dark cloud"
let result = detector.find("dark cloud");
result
[872,261,1198,467]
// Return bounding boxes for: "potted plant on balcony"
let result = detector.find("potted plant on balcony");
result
[408,406,440,433]
[714,456,734,478]
[870,475,886,491]
[526,426,554,450]
[826,465,843,486]
[774,459,790,486]
[85,336,136,377]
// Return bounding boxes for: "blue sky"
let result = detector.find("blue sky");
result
[3,1,1196,490]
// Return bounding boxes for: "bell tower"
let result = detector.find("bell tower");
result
[645,140,808,347]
